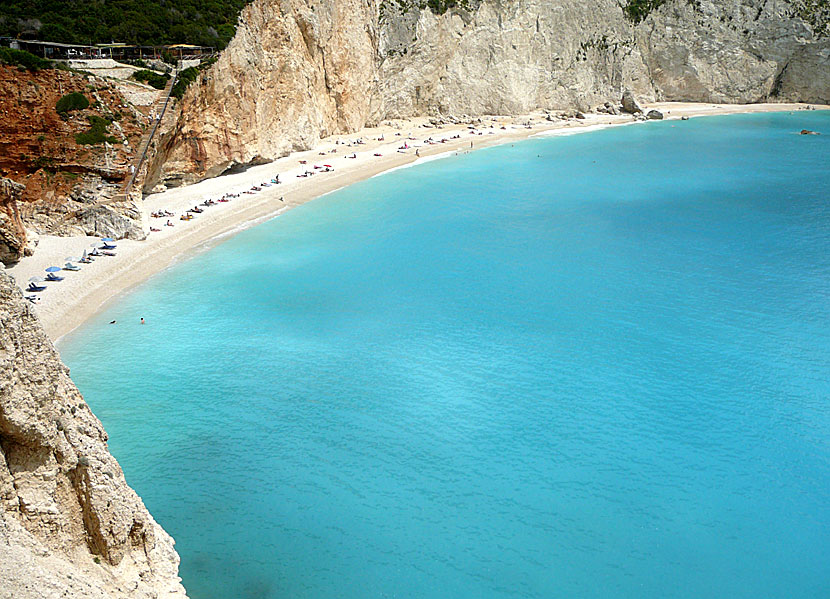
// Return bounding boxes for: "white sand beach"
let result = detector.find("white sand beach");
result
[7,101,825,342]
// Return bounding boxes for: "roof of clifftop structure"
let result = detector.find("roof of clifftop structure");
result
[1,38,215,61]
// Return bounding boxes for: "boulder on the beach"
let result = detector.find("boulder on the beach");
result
[575,111,586,119]
[621,90,643,114]
[647,109,664,120]
[681,116,690,121]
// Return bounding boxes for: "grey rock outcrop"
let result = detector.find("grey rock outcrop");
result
[0,270,186,598]
[377,0,654,118]
[772,38,830,104]
[637,0,829,103]
[0,178,26,265]
[647,109,664,119]
[621,89,644,113]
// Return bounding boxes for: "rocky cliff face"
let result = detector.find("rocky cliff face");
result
[149,0,829,187]
[0,177,26,265]
[0,268,186,598]
[377,0,655,117]
[636,0,830,103]
[0,66,151,265]
[148,0,381,188]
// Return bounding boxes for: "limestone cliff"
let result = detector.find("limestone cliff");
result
[148,0,381,188]
[636,0,830,103]
[150,0,829,187]
[377,0,654,117]
[0,178,26,265]
[0,269,186,598]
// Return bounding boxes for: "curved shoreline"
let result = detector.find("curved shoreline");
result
[6,102,825,344]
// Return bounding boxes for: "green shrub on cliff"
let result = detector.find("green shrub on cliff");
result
[131,69,169,90]
[171,65,205,99]
[75,115,118,145]
[0,47,51,71]
[623,0,667,23]
[789,0,830,36]
[0,0,247,49]
[425,0,470,14]
[55,92,90,114]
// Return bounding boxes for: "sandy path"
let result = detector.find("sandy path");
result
[6,102,824,342]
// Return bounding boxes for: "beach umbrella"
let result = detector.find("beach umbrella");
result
[90,243,101,248]
[65,256,81,262]
[101,237,114,242]
[45,266,62,272]
[29,276,44,283]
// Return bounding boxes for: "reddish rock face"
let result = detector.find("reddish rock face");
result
[0,66,148,262]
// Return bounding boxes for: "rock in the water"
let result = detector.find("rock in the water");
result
[681,116,690,121]
[621,90,643,114]
[800,129,820,135]
[647,109,664,120]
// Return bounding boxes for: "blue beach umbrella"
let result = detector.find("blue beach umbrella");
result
[101,237,115,242]
[45,266,62,272]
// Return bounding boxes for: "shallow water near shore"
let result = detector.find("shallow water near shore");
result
[63,112,830,599]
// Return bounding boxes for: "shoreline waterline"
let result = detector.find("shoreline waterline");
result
[7,101,826,343]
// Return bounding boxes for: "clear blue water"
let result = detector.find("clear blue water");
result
[62,112,830,599]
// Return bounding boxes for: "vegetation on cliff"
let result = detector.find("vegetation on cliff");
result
[171,56,216,99]
[622,0,827,33]
[131,69,169,90]
[75,115,118,145]
[0,47,51,70]
[0,0,248,48]
[789,0,829,36]
[0,64,147,254]
[622,0,667,23]
[55,91,89,115]
[382,0,474,17]
[171,66,199,99]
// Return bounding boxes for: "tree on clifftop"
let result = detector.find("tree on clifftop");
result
[0,0,248,48]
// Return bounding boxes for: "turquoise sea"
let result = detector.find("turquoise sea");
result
[62,112,830,599]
